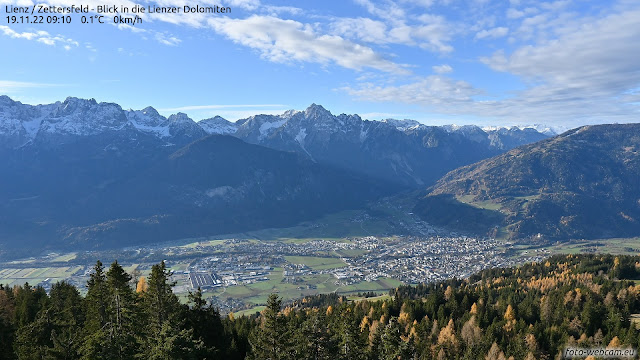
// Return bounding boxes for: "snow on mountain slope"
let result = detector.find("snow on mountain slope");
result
[0,96,58,147]
[0,96,209,148]
[126,106,170,138]
[40,97,132,136]
[380,118,422,131]
[481,124,561,136]
[198,116,238,135]
[0,95,554,180]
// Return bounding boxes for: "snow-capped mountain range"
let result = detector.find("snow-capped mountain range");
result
[0,96,558,250]
[0,96,553,187]
[0,96,555,147]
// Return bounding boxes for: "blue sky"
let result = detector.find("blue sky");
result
[1,0,639,128]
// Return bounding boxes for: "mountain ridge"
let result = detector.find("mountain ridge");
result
[414,123,640,240]
[0,96,552,188]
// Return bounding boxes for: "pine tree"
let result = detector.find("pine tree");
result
[296,310,334,360]
[83,261,109,332]
[186,287,225,358]
[0,285,16,360]
[105,260,139,359]
[47,281,84,359]
[337,310,366,360]
[15,282,84,359]
[379,317,406,360]
[81,260,110,359]
[140,261,199,359]
[250,294,292,360]
[13,283,50,359]
[13,283,47,328]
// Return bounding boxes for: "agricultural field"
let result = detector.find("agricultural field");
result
[0,266,84,287]
[546,237,640,255]
[508,237,640,261]
[283,256,346,270]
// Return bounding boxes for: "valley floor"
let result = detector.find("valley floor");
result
[3,196,635,314]
[0,198,546,314]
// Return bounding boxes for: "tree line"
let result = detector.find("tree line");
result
[1,254,639,359]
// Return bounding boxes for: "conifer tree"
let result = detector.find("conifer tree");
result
[186,287,225,358]
[0,285,16,360]
[250,294,292,360]
[337,310,366,360]
[140,261,199,359]
[15,282,83,359]
[296,310,334,360]
[105,260,139,359]
[81,260,110,359]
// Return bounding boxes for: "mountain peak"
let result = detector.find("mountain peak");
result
[0,95,15,105]
[141,106,160,117]
[168,112,192,123]
[198,115,238,135]
[304,103,332,118]
[63,97,98,106]
[381,118,422,130]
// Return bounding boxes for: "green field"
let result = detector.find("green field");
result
[284,256,346,270]
[0,266,84,287]
[509,237,640,261]
[234,306,266,317]
[50,253,78,262]
[456,195,504,211]
[545,237,640,256]
[200,261,403,311]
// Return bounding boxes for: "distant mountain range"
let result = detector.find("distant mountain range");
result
[0,96,551,251]
[0,96,551,187]
[223,103,551,186]
[414,124,640,241]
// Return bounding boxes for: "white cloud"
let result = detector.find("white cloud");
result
[353,0,406,25]
[331,18,389,44]
[331,15,454,53]
[0,80,62,93]
[343,5,640,125]
[540,0,570,11]
[506,8,525,19]
[263,5,302,16]
[475,26,509,39]
[432,64,452,74]
[160,104,288,112]
[343,76,482,105]
[0,25,78,48]
[221,0,260,11]
[207,15,410,74]
[506,7,537,19]
[155,32,182,46]
[481,9,640,97]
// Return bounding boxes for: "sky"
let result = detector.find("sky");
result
[0,0,639,128]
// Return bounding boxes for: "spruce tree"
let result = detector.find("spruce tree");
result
[187,287,225,358]
[81,260,110,359]
[140,261,199,359]
[15,282,83,360]
[337,310,366,360]
[105,260,139,359]
[250,294,292,360]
